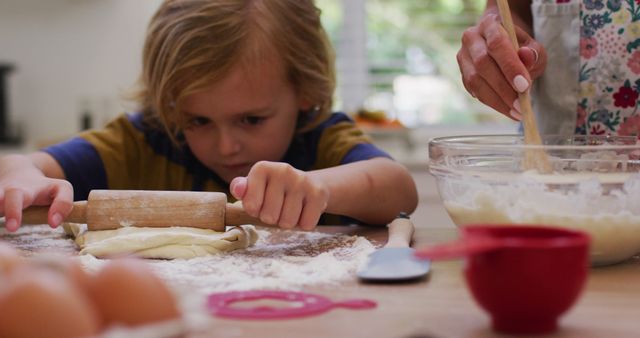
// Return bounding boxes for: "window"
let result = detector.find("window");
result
[317,0,509,127]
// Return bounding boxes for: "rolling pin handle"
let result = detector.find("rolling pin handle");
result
[66,201,88,223]
[224,203,273,227]
[21,201,88,225]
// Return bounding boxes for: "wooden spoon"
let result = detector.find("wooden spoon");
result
[496,0,552,173]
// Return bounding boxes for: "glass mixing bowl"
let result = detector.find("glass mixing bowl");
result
[428,134,640,266]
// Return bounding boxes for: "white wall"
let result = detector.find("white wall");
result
[0,0,162,147]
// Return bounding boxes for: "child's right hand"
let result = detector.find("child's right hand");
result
[229,161,329,231]
[0,154,73,232]
[457,13,547,120]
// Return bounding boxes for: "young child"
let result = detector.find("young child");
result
[458,0,640,137]
[0,0,418,232]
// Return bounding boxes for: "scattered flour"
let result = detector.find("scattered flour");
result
[1,225,376,337]
[0,224,77,256]
[1,225,376,293]
[71,228,376,294]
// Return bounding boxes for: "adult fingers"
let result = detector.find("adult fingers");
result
[465,36,520,115]
[460,22,520,117]
[459,46,516,119]
[518,47,537,69]
[459,26,485,98]
[481,15,531,93]
[518,38,547,80]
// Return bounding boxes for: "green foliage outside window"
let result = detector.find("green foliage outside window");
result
[317,0,507,125]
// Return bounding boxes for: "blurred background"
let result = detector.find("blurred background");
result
[0,0,520,226]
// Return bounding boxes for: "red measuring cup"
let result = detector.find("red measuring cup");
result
[415,224,590,335]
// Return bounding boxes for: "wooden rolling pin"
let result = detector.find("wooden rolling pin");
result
[21,190,269,231]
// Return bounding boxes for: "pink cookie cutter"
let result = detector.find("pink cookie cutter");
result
[207,290,376,320]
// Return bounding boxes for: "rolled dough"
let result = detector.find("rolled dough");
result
[63,223,258,259]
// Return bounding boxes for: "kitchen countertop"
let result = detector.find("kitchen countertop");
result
[196,226,640,338]
[2,224,639,337]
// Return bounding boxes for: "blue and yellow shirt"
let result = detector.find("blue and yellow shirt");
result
[44,112,391,203]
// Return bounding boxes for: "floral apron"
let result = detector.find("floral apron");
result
[532,0,640,137]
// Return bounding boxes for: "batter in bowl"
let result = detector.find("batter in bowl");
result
[440,172,640,266]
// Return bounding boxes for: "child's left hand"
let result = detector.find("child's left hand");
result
[229,161,329,230]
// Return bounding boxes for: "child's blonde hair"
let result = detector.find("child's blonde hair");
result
[133,0,336,141]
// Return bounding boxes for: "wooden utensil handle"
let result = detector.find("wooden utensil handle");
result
[22,201,88,224]
[21,191,275,230]
[385,217,415,248]
[225,203,271,227]
[496,0,552,173]
[85,190,227,231]
[496,0,519,48]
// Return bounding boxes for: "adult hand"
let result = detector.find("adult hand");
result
[457,13,547,120]
[0,155,73,232]
[230,161,329,231]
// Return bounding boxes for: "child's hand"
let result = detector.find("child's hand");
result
[230,161,329,230]
[0,155,73,232]
[457,13,547,120]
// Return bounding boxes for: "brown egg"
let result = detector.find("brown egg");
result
[89,259,181,327]
[29,254,91,291]
[0,241,24,276]
[0,267,100,338]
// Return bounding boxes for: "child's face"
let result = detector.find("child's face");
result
[181,59,304,183]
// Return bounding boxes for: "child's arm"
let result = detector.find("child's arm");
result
[0,152,73,231]
[230,157,417,229]
[308,157,417,224]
